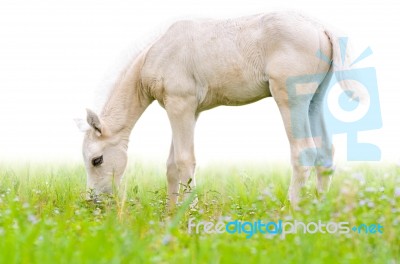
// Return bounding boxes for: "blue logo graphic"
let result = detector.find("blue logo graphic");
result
[286,38,382,165]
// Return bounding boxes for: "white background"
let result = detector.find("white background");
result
[0,0,399,165]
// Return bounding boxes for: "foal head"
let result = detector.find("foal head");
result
[76,109,128,195]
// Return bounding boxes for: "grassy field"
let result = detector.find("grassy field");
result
[0,162,399,263]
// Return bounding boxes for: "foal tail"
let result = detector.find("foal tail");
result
[323,29,369,104]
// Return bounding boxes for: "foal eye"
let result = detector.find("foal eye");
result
[91,156,103,167]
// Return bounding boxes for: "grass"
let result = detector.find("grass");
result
[0,162,399,263]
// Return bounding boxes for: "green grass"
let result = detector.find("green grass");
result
[0,162,399,263]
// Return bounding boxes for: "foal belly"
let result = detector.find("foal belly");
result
[199,81,271,111]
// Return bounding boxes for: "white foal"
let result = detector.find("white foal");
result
[76,11,352,207]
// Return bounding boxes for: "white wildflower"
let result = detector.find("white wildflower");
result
[93,208,101,216]
[379,194,388,201]
[28,214,39,224]
[365,187,376,193]
[394,187,400,197]
[284,215,293,221]
[352,172,366,185]
[162,234,173,245]
[12,220,19,229]
[340,187,351,195]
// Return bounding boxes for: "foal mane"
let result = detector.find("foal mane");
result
[93,31,163,116]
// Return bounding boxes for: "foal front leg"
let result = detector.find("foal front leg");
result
[165,96,198,207]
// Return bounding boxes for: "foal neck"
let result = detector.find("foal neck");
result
[100,54,152,137]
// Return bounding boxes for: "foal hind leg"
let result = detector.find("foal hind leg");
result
[309,73,335,194]
[270,78,317,207]
[166,140,180,208]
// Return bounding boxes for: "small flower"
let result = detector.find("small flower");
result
[352,172,366,185]
[262,188,272,196]
[12,220,19,229]
[93,208,101,216]
[44,219,56,227]
[343,205,353,213]
[394,187,400,197]
[220,215,232,221]
[367,201,375,208]
[340,187,351,195]
[379,194,389,201]
[250,247,257,254]
[28,214,39,224]
[35,236,44,245]
[265,233,274,239]
[283,215,293,221]
[365,187,376,193]
[162,234,173,245]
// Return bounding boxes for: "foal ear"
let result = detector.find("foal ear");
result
[86,109,103,136]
